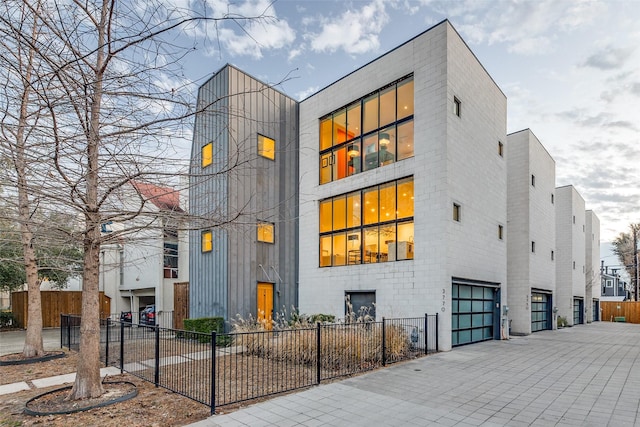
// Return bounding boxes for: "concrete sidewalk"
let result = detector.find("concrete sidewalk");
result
[0,327,62,356]
[189,322,640,426]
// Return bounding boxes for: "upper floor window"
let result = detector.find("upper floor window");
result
[498,225,504,240]
[202,231,212,252]
[258,134,275,160]
[257,222,275,243]
[163,242,178,278]
[319,76,414,185]
[531,241,536,253]
[453,97,461,117]
[551,194,554,204]
[453,203,461,222]
[319,177,414,267]
[498,141,504,157]
[531,174,536,187]
[202,143,213,168]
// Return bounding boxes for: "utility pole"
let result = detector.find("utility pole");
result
[633,224,639,302]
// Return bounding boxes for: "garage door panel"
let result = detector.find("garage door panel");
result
[452,283,498,347]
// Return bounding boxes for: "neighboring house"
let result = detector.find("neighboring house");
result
[506,129,557,335]
[298,20,507,351]
[555,185,587,326]
[98,181,188,327]
[601,265,628,300]
[585,211,600,321]
[189,65,298,324]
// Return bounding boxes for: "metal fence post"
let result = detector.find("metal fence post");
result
[154,325,160,387]
[105,318,110,366]
[316,322,321,385]
[60,314,64,349]
[210,331,216,415]
[67,315,71,351]
[435,312,439,352]
[382,317,387,366]
[424,313,428,354]
[120,321,124,374]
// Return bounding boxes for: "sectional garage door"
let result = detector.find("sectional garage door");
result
[531,291,552,332]
[452,282,499,346]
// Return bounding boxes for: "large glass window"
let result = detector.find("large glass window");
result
[319,75,414,184]
[319,177,414,267]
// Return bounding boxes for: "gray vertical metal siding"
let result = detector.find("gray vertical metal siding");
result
[190,65,299,324]
[189,67,230,320]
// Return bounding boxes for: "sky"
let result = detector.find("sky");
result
[178,0,640,245]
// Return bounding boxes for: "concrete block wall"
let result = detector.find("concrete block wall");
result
[555,185,586,325]
[585,210,600,322]
[298,21,507,351]
[506,129,556,335]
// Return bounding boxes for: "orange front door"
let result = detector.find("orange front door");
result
[257,282,274,330]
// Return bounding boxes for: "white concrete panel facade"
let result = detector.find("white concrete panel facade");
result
[585,210,600,322]
[555,185,586,326]
[506,129,556,335]
[298,21,507,351]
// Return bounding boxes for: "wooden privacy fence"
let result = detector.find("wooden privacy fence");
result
[600,301,640,323]
[11,291,110,328]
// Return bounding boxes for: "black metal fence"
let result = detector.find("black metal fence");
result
[61,313,438,414]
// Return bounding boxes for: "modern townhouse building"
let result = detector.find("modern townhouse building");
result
[506,129,557,334]
[585,210,600,321]
[298,20,508,351]
[94,181,189,327]
[555,185,587,326]
[189,65,299,324]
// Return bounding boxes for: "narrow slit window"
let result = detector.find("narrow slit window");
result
[531,241,536,253]
[202,143,213,167]
[453,97,461,117]
[498,141,504,157]
[201,231,213,252]
[453,203,461,222]
[498,225,503,240]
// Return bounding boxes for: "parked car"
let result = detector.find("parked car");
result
[120,311,133,326]
[140,304,156,326]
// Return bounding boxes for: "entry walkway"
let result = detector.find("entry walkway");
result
[190,322,640,426]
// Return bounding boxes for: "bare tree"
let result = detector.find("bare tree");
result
[0,0,271,399]
[612,223,640,301]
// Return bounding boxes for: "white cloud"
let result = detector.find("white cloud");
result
[307,0,389,55]
[581,46,635,70]
[190,0,296,59]
[427,0,604,55]
[296,86,320,101]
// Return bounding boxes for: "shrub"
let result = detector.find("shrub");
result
[557,316,569,328]
[0,311,15,328]
[182,317,230,346]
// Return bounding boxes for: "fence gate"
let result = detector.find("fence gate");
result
[173,282,189,329]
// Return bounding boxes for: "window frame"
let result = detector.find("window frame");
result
[319,75,414,185]
[319,177,414,267]
[257,222,275,244]
[258,134,276,160]
[201,231,213,253]
[202,143,213,168]
[453,203,461,222]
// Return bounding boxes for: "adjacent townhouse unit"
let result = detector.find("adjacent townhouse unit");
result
[506,129,557,335]
[555,185,587,326]
[601,264,628,300]
[189,65,299,325]
[297,20,508,351]
[585,210,600,321]
[98,181,189,327]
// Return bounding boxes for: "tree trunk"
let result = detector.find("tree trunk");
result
[17,3,44,358]
[67,0,109,400]
[68,229,104,399]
